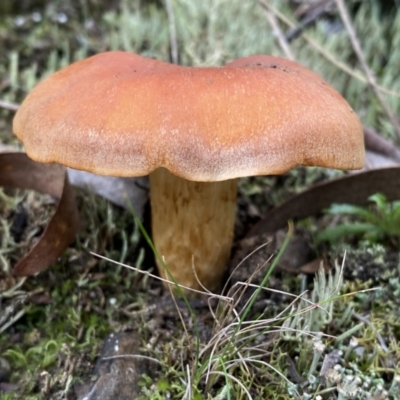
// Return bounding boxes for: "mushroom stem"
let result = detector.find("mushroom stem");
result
[149,168,237,292]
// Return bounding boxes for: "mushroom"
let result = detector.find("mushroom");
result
[13,51,365,293]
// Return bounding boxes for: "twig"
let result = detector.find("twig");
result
[352,312,389,354]
[335,0,400,139]
[286,0,335,42]
[164,0,179,64]
[262,6,294,60]
[101,354,163,364]
[0,100,19,111]
[363,126,400,162]
[258,0,400,98]
[286,355,303,384]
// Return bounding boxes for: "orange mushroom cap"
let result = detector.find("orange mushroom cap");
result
[13,52,364,182]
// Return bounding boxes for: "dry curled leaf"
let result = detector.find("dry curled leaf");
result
[0,152,79,276]
[248,166,400,237]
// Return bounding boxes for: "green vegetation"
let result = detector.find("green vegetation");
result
[1,0,400,399]
[317,193,400,246]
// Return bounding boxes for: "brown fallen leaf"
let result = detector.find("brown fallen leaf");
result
[0,145,148,215]
[298,256,330,274]
[230,167,400,291]
[248,166,400,237]
[0,152,79,276]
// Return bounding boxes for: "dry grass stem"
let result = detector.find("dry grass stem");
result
[352,312,389,353]
[90,251,233,302]
[207,371,253,399]
[335,0,400,138]
[223,239,273,292]
[0,99,19,111]
[167,283,190,337]
[262,5,294,60]
[259,0,400,98]
[182,364,191,400]
[164,0,179,64]
[101,354,163,364]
